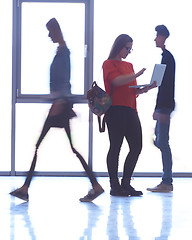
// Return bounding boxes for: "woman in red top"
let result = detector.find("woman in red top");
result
[103,34,155,196]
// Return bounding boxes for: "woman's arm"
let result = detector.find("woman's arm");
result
[112,68,146,86]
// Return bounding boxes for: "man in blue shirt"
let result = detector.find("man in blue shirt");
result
[147,25,175,192]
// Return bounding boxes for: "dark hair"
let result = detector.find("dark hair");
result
[46,18,61,33]
[108,34,133,59]
[155,25,170,38]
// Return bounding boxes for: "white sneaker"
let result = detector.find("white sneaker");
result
[147,182,173,192]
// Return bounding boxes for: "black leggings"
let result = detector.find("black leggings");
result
[105,106,142,182]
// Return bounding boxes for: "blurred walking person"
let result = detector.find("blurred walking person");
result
[10,18,104,202]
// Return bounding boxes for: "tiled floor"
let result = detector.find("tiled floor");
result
[1,176,192,240]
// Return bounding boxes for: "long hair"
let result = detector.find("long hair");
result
[108,34,133,59]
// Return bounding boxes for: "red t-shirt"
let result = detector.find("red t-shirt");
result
[103,59,137,110]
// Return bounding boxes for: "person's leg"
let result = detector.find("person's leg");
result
[122,109,142,179]
[154,118,173,185]
[121,109,143,196]
[9,118,52,201]
[24,116,53,188]
[147,116,173,192]
[106,128,124,189]
[64,119,98,186]
[64,119,104,202]
[105,107,129,196]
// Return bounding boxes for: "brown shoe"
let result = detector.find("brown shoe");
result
[79,187,104,202]
[147,182,173,193]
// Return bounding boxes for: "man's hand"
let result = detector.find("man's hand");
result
[153,111,170,123]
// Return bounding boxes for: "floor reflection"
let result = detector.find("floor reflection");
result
[1,177,192,240]
[157,194,173,239]
[79,202,103,240]
[107,196,140,239]
[10,201,36,240]
[79,193,173,239]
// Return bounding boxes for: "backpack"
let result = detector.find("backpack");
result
[87,81,112,132]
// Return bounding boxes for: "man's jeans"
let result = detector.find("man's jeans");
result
[154,116,173,185]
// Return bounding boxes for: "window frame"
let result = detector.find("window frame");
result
[11,0,94,175]
[13,0,93,103]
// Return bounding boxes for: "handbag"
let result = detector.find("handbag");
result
[87,81,112,132]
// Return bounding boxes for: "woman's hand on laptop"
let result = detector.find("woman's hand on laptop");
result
[136,81,157,95]
[149,81,157,89]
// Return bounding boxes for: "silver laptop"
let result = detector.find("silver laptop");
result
[129,64,166,89]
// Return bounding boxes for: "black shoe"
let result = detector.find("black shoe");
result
[121,184,143,196]
[110,187,129,197]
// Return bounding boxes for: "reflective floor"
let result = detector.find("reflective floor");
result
[1,176,192,240]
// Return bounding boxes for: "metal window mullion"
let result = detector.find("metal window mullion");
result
[11,0,18,175]
[86,0,94,170]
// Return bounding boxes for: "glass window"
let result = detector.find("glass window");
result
[93,0,192,173]
[10,0,192,176]
[0,0,12,171]
[13,1,90,175]
[20,2,85,95]
[15,103,89,172]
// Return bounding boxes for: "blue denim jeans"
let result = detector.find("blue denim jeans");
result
[154,115,173,185]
